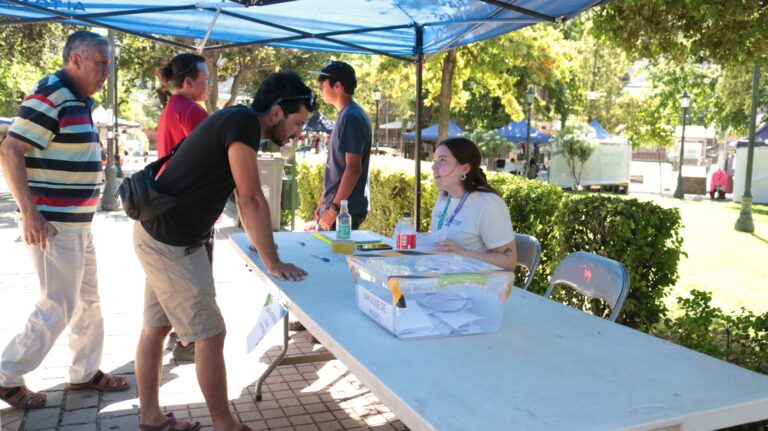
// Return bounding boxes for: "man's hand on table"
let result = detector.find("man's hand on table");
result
[267,262,308,281]
[318,208,337,231]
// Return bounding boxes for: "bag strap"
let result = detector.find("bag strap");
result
[146,138,185,177]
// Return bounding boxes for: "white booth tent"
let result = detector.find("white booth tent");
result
[549,120,632,190]
[733,123,768,203]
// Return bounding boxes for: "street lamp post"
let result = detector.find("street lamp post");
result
[524,86,534,165]
[101,30,120,211]
[373,89,381,151]
[673,91,691,199]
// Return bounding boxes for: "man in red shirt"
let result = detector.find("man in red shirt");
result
[156,53,210,157]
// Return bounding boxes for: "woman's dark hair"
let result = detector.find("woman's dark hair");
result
[251,71,319,116]
[438,137,499,196]
[157,53,206,90]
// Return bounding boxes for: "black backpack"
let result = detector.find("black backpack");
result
[117,141,182,221]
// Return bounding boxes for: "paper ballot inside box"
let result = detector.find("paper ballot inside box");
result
[348,254,514,339]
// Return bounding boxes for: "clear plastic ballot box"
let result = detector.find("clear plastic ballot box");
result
[347,253,515,339]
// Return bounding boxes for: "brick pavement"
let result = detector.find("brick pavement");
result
[0,169,407,431]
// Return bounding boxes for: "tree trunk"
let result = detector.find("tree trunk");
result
[225,69,248,107]
[437,49,457,144]
[204,51,221,113]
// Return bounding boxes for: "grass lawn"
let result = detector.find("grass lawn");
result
[631,193,768,316]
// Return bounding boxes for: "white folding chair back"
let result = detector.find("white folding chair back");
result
[514,233,541,291]
[544,251,629,321]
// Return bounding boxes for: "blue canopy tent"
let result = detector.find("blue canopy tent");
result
[402,120,465,141]
[304,111,335,134]
[0,0,607,226]
[496,120,551,143]
[588,119,626,144]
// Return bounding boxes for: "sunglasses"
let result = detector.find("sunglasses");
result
[269,93,317,109]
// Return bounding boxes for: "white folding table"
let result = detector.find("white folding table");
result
[231,231,768,431]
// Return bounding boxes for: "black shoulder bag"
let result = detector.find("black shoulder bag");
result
[117,141,183,221]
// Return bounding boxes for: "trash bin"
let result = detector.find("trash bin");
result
[281,171,300,231]
[256,156,285,230]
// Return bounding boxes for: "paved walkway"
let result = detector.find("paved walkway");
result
[0,169,407,431]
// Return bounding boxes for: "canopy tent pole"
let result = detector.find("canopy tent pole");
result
[197,5,223,53]
[414,25,424,229]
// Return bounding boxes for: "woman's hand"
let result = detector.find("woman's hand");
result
[434,240,464,254]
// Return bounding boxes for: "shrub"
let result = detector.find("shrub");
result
[487,172,565,293]
[557,195,684,331]
[660,290,768,374]
[296,162,439,236]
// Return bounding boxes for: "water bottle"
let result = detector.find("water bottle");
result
[394,211,416,250]
[336,200,351,240]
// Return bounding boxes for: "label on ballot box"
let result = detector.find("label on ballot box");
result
[357,284,395,333]
[348,253,514,339]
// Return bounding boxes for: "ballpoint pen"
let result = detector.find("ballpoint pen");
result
[310,253,330,262]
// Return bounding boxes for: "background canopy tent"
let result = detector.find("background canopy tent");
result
[588,119,625,143]
[731,123,768,147]
[303,111,335,134]
[0,0,606,226]
[91,106,142,128]
[496,119,551,143]
[403,120,465,141]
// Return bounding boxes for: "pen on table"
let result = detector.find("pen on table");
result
[310,253,331,262]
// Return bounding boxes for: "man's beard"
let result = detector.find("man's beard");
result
[267,117,291,147]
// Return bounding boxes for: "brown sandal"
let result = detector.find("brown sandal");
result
[0,385,47,409]
[68,370,129,392]
[138,413,201,431]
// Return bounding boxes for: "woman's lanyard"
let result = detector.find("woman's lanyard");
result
[437,192,469,230]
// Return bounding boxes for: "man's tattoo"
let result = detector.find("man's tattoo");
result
[503,247,514,256]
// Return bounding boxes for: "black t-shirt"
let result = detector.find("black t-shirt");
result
[142,105,261,246]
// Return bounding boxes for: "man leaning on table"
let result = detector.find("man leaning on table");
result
[132,71,318,431]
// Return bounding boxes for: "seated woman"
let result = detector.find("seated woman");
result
[430,137,517,270]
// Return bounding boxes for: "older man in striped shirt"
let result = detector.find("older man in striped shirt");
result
[0,30,129,410]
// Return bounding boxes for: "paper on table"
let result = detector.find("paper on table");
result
[415,229,447,252]
[432,310,483,330]
[318,230,388,244]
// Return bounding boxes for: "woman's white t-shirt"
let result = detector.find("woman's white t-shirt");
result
[429,191,515,253]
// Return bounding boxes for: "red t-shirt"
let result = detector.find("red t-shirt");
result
[156,94,208,157]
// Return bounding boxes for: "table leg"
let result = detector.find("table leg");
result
[254,311,335,401]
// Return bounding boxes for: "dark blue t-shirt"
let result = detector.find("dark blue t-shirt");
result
[322,101,371,214]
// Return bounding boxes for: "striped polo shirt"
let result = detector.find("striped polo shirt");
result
[8,70,102,234]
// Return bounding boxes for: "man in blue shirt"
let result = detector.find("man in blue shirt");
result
[312,61,372,230]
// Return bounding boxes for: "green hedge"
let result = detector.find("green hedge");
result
[297,163,439,235]
[294,161,683,332]
[557,195,684,331]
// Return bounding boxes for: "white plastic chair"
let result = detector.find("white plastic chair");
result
[514,233,541,291]
[544,251,629,321]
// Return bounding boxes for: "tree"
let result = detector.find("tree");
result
[552,124,596,189]
[591,0,768,130]
[466,129,511,171]
[592,1,768,67]
[0,23,71,115]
